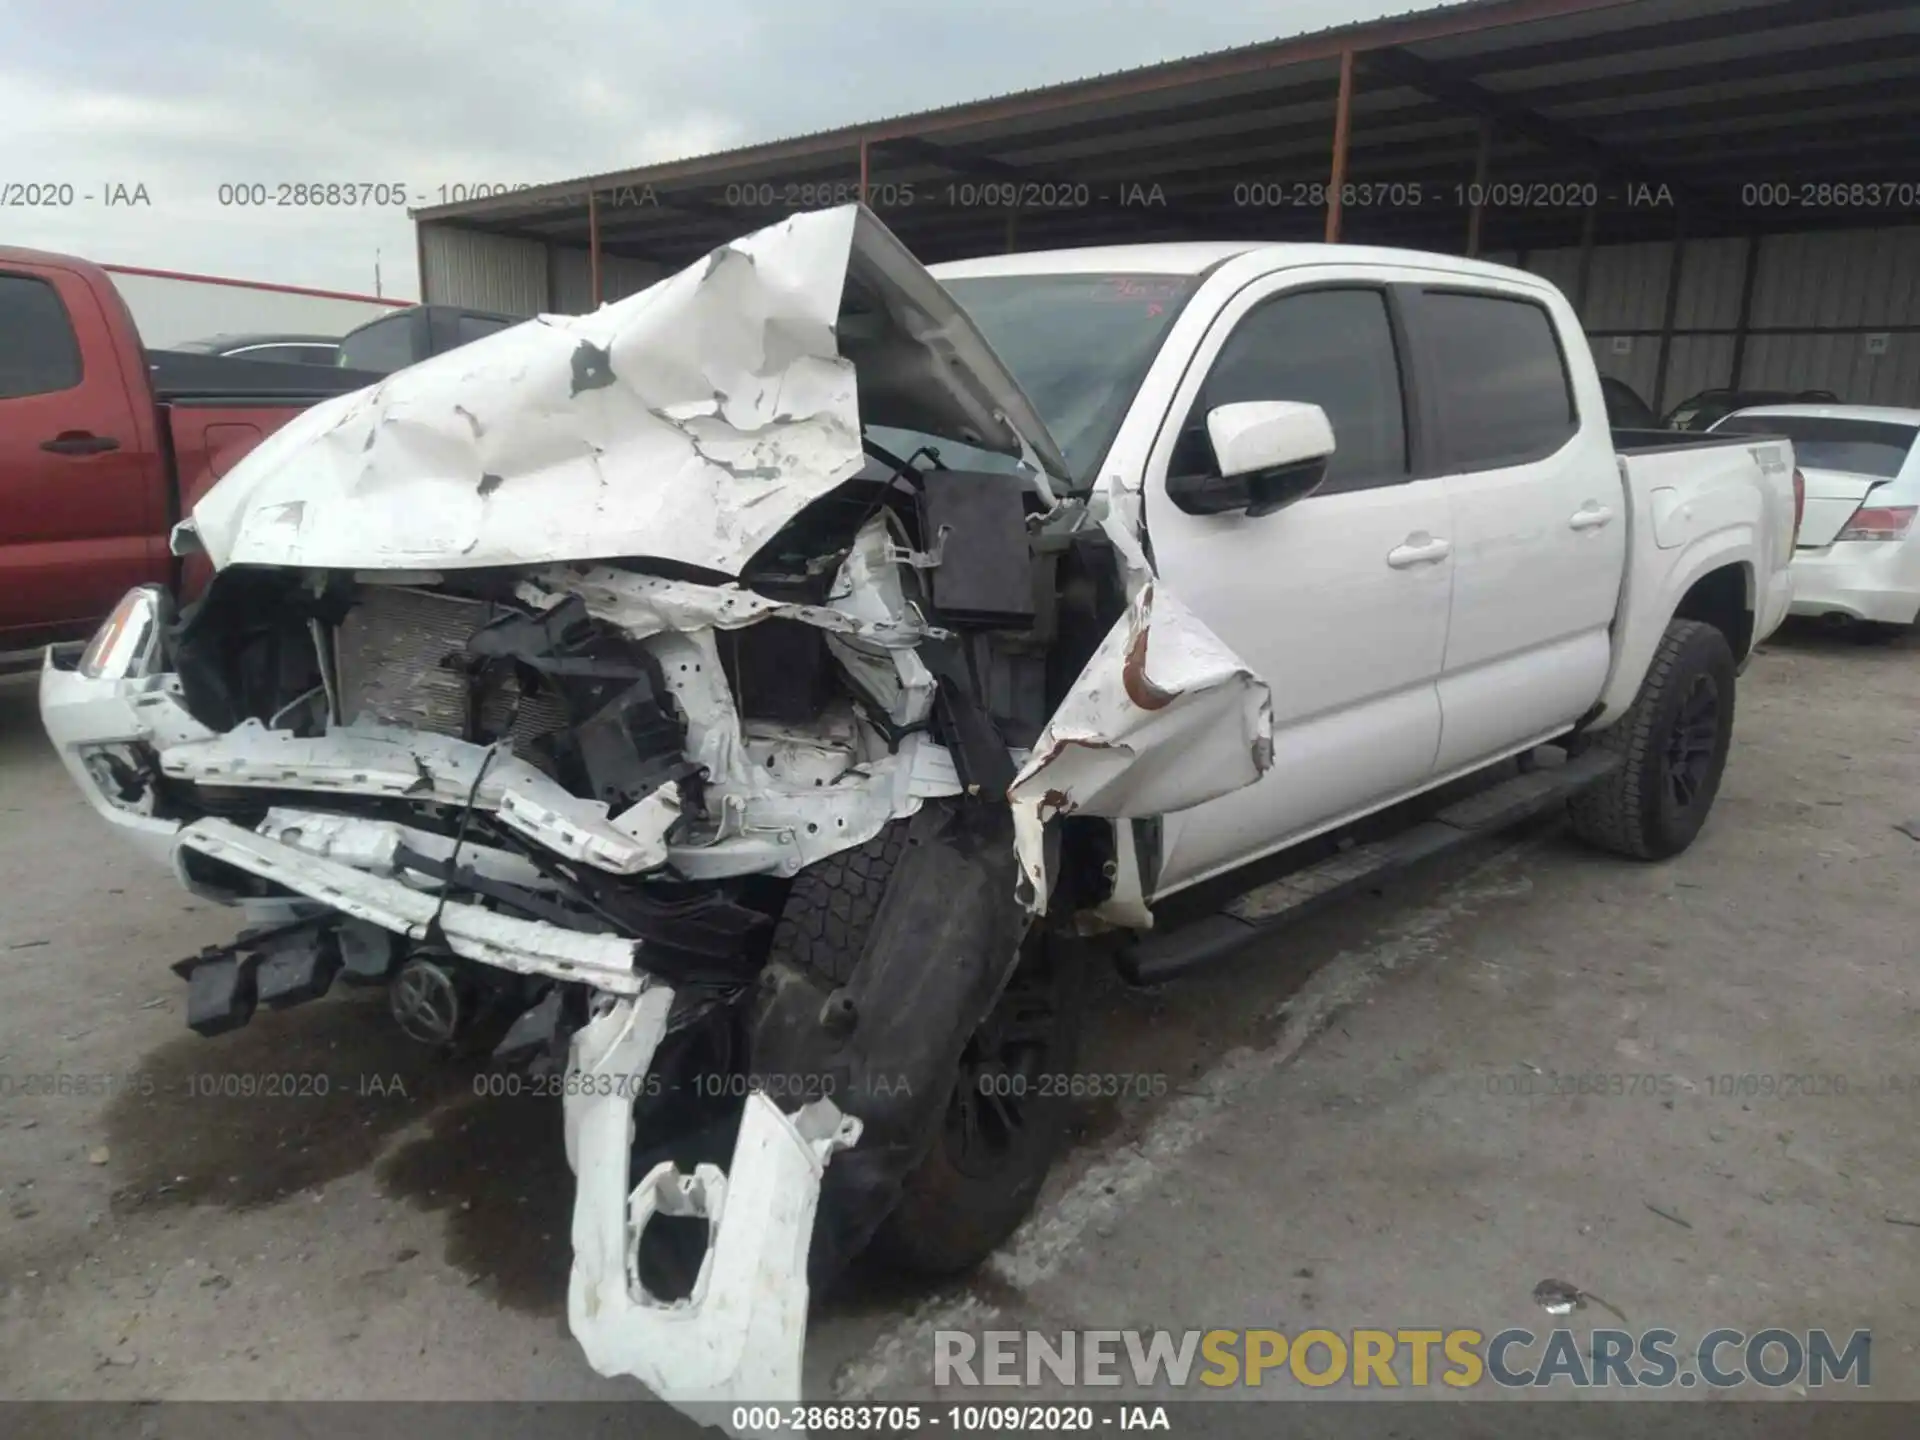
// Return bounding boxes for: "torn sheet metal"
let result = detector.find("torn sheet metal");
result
[516,563,937,649]
[821,513,939,728]
[175,817,645,991]
[565,993,861,1429]
[187,205,1068,577]
[159,720,674,875]
[255,807,555,891]
[577,612,961,882]
[1006,578,1274,911]
[155,643,961,886]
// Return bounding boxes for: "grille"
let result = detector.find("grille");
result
[333,587,573,764]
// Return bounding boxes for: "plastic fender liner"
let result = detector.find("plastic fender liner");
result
[750,799,1028,1282]
[565,990,861,1428]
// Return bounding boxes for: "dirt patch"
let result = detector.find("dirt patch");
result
[102,982,579,1312]
[373,1088,573,1316]
[102,988,480,1214]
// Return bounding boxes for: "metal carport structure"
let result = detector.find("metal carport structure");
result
[414,0,1920,412]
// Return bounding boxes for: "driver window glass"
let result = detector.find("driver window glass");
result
[1173,287,1409,494]
[0,273,83,398]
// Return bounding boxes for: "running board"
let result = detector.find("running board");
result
[1117,748,1619,984]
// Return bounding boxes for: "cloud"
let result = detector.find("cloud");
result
[2,0,1394,302]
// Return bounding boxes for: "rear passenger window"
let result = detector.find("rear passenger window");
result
[338,313,418,374]
[1176,288,1408,493]
[0,273,83,399]
[1414,290,1575,471]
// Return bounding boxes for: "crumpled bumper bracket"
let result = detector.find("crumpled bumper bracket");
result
[565,993,862,1431]
[174,817,647,993]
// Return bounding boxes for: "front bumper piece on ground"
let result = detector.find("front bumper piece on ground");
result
[44,639,864,1428]
[566,992,861,1431]
[169,817,864,1431]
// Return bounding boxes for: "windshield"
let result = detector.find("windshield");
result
[869,272,1198,482]
[1714,413,1918,478]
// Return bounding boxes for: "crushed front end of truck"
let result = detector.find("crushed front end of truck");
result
[39,204,1272,1429]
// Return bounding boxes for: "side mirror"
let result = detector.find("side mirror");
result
[1166,401,1337,518]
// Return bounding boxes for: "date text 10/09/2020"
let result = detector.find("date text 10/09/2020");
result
[1226,181,1673,210]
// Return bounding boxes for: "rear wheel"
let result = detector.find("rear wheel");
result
[1569,619,1736,860]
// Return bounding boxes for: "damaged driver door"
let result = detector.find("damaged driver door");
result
[1141,275,1454,895]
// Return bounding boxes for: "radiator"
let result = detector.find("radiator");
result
[333,587,573,764]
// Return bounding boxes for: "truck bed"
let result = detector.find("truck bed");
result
[1593,427,1798,728]
[147,349,383,402]
[1610,426,1785,455]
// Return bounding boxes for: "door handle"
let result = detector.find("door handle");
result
[1386,534,1451,568]
[41,432,121,455]
[1569,503,1615,531]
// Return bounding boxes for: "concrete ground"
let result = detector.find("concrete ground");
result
[2,620,1917,1413]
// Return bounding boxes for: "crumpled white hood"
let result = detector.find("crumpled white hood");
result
[187,205,1068,576]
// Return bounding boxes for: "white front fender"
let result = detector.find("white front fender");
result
[1006,577,1274,912]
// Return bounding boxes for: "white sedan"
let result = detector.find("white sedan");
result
[1711,404,1920,633]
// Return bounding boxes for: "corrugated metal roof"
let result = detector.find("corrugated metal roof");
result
[412,0,1552,223]
[416,0,1920,271]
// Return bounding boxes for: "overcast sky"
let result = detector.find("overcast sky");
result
[2,0,1401,299]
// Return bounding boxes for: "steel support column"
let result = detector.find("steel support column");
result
[1326,49,1356,243]
[1652,209,1688,412]
[588,186,602,309]
[1466,117,1493,256]
[1729,232,1762,388]
[1573,193,1598,318]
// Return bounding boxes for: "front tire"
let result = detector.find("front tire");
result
[867,934,1081,1277]
[1569,619,1736,860]
[763,804,1072,1282]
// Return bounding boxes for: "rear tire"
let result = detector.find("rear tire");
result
[1569,619,1736,860]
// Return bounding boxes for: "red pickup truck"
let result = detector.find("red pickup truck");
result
[0,247,378,672]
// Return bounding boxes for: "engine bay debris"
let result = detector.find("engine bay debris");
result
[38,203,1274,1430]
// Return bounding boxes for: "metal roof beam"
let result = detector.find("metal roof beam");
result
[1652,118,1920,164]
[869,135,1026,181]
[1447,0,1913,71]
[1361,45,1719,215]
[1581,78,1920,140]
[1490,31,1920,109]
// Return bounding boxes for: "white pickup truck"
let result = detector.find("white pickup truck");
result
[39,205,1798,1426]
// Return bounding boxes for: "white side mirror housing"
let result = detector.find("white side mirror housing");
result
[1206,400,1336,479]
